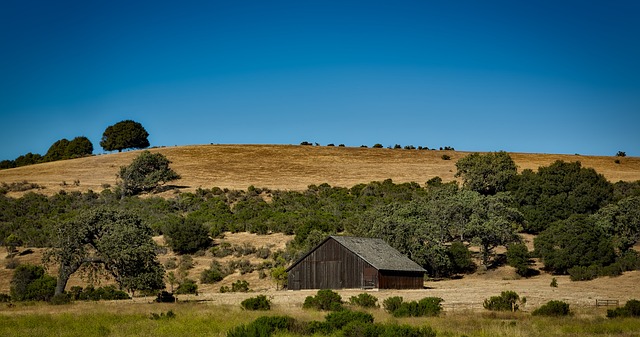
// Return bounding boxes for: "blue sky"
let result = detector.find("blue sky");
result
[1,0,639,160]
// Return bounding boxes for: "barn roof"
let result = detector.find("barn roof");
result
[287,235,426,273]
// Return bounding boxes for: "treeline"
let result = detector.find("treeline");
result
[0,136,93,169]
[0,119,150,170]
[1,154,640,280]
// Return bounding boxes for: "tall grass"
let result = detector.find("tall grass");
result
[0,302,638,337]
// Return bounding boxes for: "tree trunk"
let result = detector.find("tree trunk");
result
[55,265,73,295]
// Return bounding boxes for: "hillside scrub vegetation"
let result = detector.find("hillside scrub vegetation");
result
[1,152,640,294]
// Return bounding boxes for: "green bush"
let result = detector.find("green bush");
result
[10,264,55,302]
[383,296,404,313]
[155,291,176,303]
[483,291,521,312]
[200,261,229,284]
[507,243,531,277]
[349,293,378,308]
[383,296,443,317]
[568,265,599,281]
[175,279,198,295]
[303,289,343,311]
[227,315,296,337]
[75,285,130,301]
[302,321,334,335]
[532,300,571,316]
[0,293,11,302]
[220,280,250,293]
[50,293,72,305]
[607,299,640,318]
[341,320,384,337]
[241,295,271,310]
[325,310,374,330]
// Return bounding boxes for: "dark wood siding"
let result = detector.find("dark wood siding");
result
[287,237,424,290]
[378,271,424,289]
[288,238,375,289]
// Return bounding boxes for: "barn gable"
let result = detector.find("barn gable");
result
[286,236,426,290]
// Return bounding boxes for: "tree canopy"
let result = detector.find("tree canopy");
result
[507,161,613,233]
[455,151,517,195]
[534,214,616,274]
[100,120,150,152]
[45,208,165,295]
[117,151,181,197]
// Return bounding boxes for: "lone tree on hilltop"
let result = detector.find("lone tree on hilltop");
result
[100,120,150,152]
[117,150,180,197]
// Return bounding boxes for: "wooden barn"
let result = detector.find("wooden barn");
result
[286,236,426,290]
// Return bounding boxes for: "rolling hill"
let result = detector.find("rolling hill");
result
[1,144,639,197]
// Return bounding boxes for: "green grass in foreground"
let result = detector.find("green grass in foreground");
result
[1,302,639,337]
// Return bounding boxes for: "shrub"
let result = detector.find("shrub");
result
[383,296,443,317]
[607,299,640,318]
[164,218,211,254]
[175,279,198,295]
[532,300,571,316]
[303,289,343,311]
[447,241,475,274]
[441,154,451,160]
[349,293,379,308]
[10,264,55,302]
[241,295,271,310]
[227,315,296,337]
[568,265,600,281]
[302,321,334,335]
[383,296,404,313]
[0,293,11,302]
[550,278,558,287]
[76,285,131,301]
[155,291,176,303]
[507,243,532,277]
[325,310,374,330]
[50,293,72,305]
[483,291,521,312]
[200,261,229,284]
[341,320,384,337]
[220,280,250,293]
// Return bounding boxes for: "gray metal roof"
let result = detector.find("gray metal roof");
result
[330,236,426,273]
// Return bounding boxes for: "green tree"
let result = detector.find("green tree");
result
[465,193,523,266]
[44,138,71,162]
[508,161,613,233]
[45,208,165,296]
[534,214,616,274]
[594,196,640,253]
[117,151,180,197]
[66,136,94,158]
[271,266,288,290]
[506,243,531,276]
[14,152,43,167]
[163,217,211,254]
[455,151,518,195]
[100,120,150,152]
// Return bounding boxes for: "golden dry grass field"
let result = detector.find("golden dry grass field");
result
[1,144,639,197]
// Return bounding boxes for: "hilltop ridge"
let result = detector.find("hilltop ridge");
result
[0,144,638,197]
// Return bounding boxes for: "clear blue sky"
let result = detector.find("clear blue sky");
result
[1,0,639,160]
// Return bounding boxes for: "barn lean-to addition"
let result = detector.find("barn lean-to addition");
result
[286,236,426,290]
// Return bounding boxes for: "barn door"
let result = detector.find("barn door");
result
[290,270,300,290]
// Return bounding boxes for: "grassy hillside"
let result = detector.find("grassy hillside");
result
[1,144,639,197]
